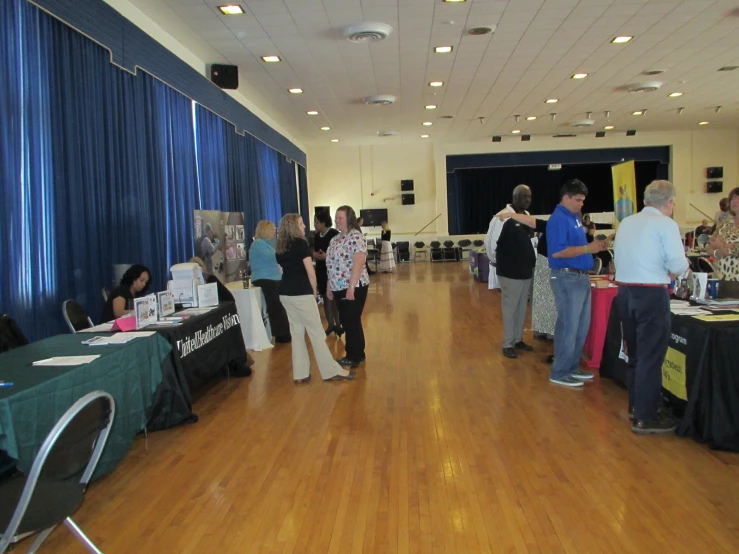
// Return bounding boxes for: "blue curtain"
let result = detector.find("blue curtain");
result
[277,156,298,216]
[0,0,293,339]
[297,164,310,231]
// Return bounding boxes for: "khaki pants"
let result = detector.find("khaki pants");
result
[279,295,343,380]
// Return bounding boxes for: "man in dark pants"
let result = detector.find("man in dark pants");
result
[614,180,689,434]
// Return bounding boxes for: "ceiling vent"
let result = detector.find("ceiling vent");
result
[642,69,665,76]
[467,24,496,36]
[377,130,398,137]
[628,81,663,93]
[363,95,397,106]
[440,115,454,119]
[553,133,577,138]
[571,119,595,128]
[342,22,393,43]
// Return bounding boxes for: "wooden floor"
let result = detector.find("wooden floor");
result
[40,262,739,553]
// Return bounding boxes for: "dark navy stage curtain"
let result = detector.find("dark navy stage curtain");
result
[194,104,230,210]
[297,164,310,229]
[255,141,282,224]
[448,161,666,235]
[227,132,263,240]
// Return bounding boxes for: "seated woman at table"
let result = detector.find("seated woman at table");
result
[709,187,739,297]
[250,220,291,343]
[275,213,353,383]
[101,264,151,321]
[189,256,234,303]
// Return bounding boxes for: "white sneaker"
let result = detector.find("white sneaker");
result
[549,376,584,388]
[571,369,595,381]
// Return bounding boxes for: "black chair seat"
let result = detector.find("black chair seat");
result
[0,477,84,535]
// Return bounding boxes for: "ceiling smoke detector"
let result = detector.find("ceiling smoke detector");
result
[572,119,595,127]
[467,24,496,36]
[377,130,398,137]
[363,95,397,106]
[342,22,393,43]
[628,81,663,93]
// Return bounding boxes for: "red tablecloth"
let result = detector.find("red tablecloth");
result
[583,285,619,369]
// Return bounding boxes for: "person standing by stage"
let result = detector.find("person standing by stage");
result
[547,179,607,388]
[379,220,396,273]
[614,180,689,434]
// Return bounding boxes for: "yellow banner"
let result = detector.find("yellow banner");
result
[661,346,687,401]
[612,160,637,227]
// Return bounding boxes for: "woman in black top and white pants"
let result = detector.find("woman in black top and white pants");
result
[275,213,354,383]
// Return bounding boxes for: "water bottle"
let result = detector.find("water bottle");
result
[242,268,249,289]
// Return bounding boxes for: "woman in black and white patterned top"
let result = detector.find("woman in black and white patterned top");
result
[710,187,739,297]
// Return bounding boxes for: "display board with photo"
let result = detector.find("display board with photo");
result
[193,211,247,283]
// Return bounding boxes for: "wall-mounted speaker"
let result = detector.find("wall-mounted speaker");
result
[595,131,606,138]
[401,194,415,205]
[401,179,414,191]
[707,181,724,193]
[626,129,637,136]
[521,134,531,141]
[707,167,724,179]
[210,64,239,89]
[492,136,502,142]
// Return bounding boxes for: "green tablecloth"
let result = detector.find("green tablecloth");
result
[0,333,171,479]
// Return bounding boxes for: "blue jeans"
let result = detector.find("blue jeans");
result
[549,269,592,380]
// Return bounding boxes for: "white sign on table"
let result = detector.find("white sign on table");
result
[197,282,219,307]
[134,295,158,328]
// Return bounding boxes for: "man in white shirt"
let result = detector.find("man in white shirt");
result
[614,180,689,435]
[484,185,530,290]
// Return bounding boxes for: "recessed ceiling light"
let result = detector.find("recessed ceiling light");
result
[306,111,318,115]
[429,81,444,87]
[571,73,589,79]
[668,92,683,97]
[442,0,466,3]
[632,111,643,116]
[420,134,430,138]
[611,36,633,44]
[422,121,433,126]
[545,98,559,104]
[219,5,244,15]
[434,46,453,54]
[526,116,537,121]
[425,105,437,110]
[288,88,303,94]
[604,125,615,130]
[699,121,709,125]
[320,126,330,131]
[261,55,281,63]
[512,130,521,134]
[330,139,340,142]
[718,66,738,72]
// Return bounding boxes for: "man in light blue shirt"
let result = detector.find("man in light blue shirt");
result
[614,180,689,435]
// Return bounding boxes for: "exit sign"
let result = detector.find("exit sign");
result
[548,164,562,170]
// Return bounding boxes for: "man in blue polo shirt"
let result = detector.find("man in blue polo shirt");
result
[547,179,608,388]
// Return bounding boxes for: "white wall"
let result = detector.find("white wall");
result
[307,130,739,238]
[307,143,436,242]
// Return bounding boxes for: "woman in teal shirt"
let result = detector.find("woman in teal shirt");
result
[250,220,291,342]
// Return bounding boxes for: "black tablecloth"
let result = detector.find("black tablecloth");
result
[601,300,739,451]
[147,302,251,431]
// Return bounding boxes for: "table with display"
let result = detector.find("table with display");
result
[0,333,171,479]
[583,281,619,369]
[600,301,739,452]
[145,301,251,430]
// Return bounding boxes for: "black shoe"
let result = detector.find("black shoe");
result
[325,326,335,337]
[628,406,634,420]
[515,341,534,351]
[632,414,676,435]
[546,355,555,364]
[502,347,518,359]
[336,357,359,368]
[334,325,345,337]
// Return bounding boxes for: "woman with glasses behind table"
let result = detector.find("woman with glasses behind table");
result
[275,213,354,383]
[326,206,370,369]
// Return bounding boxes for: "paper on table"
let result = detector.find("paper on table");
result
[33,355,101,366]
[671,308,710,316]
[670,299,690,306]
[77,322,115,333]
[177,307,216,315]
[693,314,739,322]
